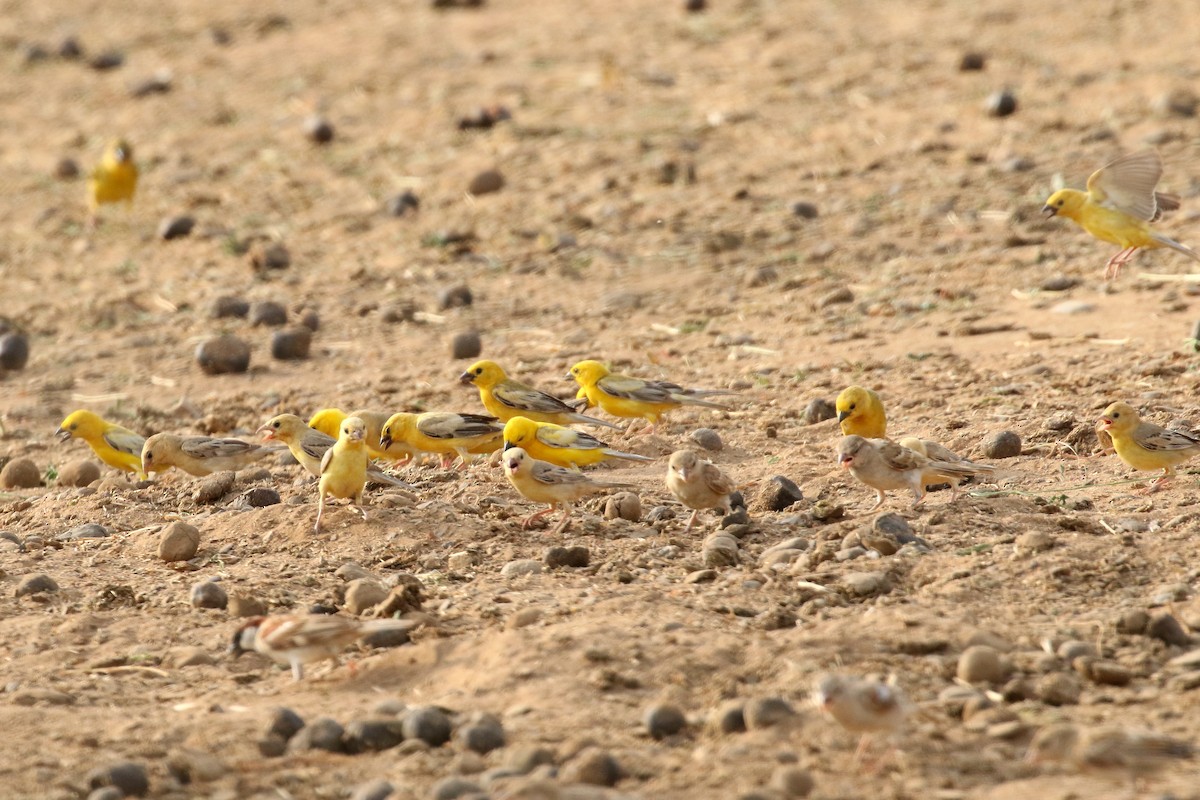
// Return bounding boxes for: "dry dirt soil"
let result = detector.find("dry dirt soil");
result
[3,0,1200,798]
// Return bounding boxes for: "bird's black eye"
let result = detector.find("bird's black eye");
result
[70,423,78,430]
[273,421,280,428]
[1056,199,1064,207]
[475,367,483,375]
[1112,412,1120,418]
[849,404,856,411]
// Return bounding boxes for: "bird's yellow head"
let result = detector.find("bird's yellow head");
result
[379,413,414,450]
[256,414,304,443]
[1098,401,1139,436]
[460,360,504,389]
[834,386,885,437]
[1041,189,1084,221]
[503,446,530,477]
[668,449,700,482]
[56,409,104,441]
[568,360,609,387]
[308,408,347,439]
[340,417,366,444]
[502,416,537,450]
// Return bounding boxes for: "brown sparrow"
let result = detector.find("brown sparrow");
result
[665,449,736,534]
[837,435,992,510]
[813,673,909,761]
[229,613,416,681]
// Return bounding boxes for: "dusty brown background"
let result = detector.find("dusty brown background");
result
[2,0,1200,798]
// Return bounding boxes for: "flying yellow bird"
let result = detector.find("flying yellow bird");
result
[315,416,369,533]
[307,408,411,462]
[141,433,280,476]
[379,411,503,468]
[566,359,732,431]
[88,139,138,227]
[460,359,619,428]
[502,446,636,533]
[56,409,146,479]
[257,413,409,487]
[1043,149,1199,281]
[1098,401,1200,491]
[502,415,652,469]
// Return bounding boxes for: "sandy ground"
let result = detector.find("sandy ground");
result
[2,0,1200,798]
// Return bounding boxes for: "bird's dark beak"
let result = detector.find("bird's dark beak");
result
[379,434,393,449]
[458,372,475,385]
[503,440,515,451]
[564,372,574,381]
[55,427,71,441]
[836,410,850,423]
[1041,205,1056,218]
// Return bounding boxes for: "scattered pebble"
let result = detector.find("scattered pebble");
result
[88,51,125,71]
[456,713,506,754]
[268,707,306,741]
[980,430,1021,459]
[703,532,739,567]
[195,334,251,375]
[244,487,281,507]
[0,458,41,489]
[129,70,173,98]
[384,190,420,217]
[603,492,641,522]
[250,301,288,327]
[430,777,483,800]
[59,522,111,541]
[506,607,543,629]
[158,521,200,562]
[439,285,474,310]
[501,559,543,578]
[450,330,482,360]
[57,459,100,487]
[842,571,891,597]
[343,719,405,754]
[457,105,511,130]
[643,704,686,739]
[1036,672,1081,706]
[984,89,1017,117]
[1116,609,1149,635]
[288,717,345,753]
[1075,657,1134,687]
[190,580,228,610]
[165,750,226,784]
[817,287,854,307]
[0,332,30,370]
[756,476,803,512]
[467,169,504,195]
[344,579,389,615]
[349,779,395,800]
[790,201,819,219]
[16,573,58,598]
[957,645,1009,684]
[402,706,452,747]
[544,545,590,568]
[1152,88,1198,118]
[248,242,291,272]
[303,115,335,144]
[193,472,235,504]
[271,327,312,360]
[87,788,123,800]
[1147,612,1192,647]
[684,0,707,10]
[561,748,622,786]
[712,700,746,734]
[1015,530,1054,554]
[298,309,319,331]
[54,157,80,180]
[227,593,268,618]
[770,765,814,798]
[157,215,195,240]
[1040,274,1079,292]
[743,697,797,730]
[688,428,723,451]
[803,398,836,425]
[211,296,250,319]
[959,52,986,71]
[86,762,149,797]
[56,36,84,59]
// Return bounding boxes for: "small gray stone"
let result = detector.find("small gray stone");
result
[817,286,853,307]
[384,190,419,217]
[756,476,803,512]
[545,546,590,568]
[165,749,227,784]
[361,624,412,650]
[842,571,890,597]
[791,201,819,220]
[1016,530,1054,554]
[505,746,556,774]
[211,296,250,319]
[1076,658,1134,687]
[0,333,30,371]
[468,169,504,195]
[350,779,396,800]
[506,607,542,630]
[703,532,739,567]
[158,521,200,562]
[16,573,58,597]
[257,734,287,757]
[603,492,641,522]
[644,704,686,739]
[244,486,281,507]
[344,578,389,615]
[189,580,227,610]
[193,471,235,503]
[270,326,312,360]
[981,430,1021,459]
[957,645,1009,684]
[0,458,40,489]
[712,701,746,734]
[430,777,483,800]
[268,707,305,740]
[451,330,482,360]
[771,765,814,798]
[298,309,319,332]
[1057,640,1096,663]
[58,522,111,541]
[720,507,751,528]
[1147,612,1192,647]
[1036,672,1081,706]
[227,594,268,618]
[87,761,149,797]
[249,242,290,271]
[288,716,345,753]
[303,115,334,144]
[87,788,124,800]
[959,51,986,71]
[561,748,621,787]
[343,719,405,754]
[501,559,543,578]
[89,51,125,71]
[57,459,101,487]
[439,285,474,310]
[54,157,80,179]
[456,713,506,754]
[689,428,723,451]
[803,398,836,425]
[195,334,250,375]
[157,215,195,240]
[743,697,797,730]
[985,89,1017,117]
[250,301,288,327]
[402,706,452,747]
[1117,609,1149,634]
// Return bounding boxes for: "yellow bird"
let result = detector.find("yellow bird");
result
[56,409,146,479]
[1043,149,1199,280]
[257,413,409,487]
[566,359,731,431]
[459,359,619,428]
[315,416,369,533]
[502,446,636,534]
[502,415,652,469]
[141,433,280,477]
[307,408,411,462]
[379,411,503,467]
[1098,401,1200,491]
[88,139,138,226]
[835,386,888,439]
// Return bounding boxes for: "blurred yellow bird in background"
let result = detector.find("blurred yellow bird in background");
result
[308,408,404,461]
[1042,150,1199,280]
[56,409,146,479]
[88,139,138,227]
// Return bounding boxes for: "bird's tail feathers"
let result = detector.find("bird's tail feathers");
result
[1153,232,1200,262]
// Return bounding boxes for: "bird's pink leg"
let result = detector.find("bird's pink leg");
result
[681,509,699,535]
[1104,247,1138,281]
[522,507,557,530]
[553,505,575,534]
